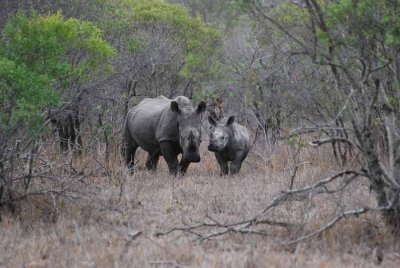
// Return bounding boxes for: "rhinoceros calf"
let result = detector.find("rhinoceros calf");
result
[124,96,206,175]
[208,116,250,175]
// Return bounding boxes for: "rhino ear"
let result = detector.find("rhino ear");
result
[226,116,235,126]
[208,115,217,126]
[171,101,181,114]
[196,101,206,114]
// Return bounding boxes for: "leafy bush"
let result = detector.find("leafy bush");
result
[0,12,114,209]
[0,12,115,137]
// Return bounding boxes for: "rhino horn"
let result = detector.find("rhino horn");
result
[189,130,194,140]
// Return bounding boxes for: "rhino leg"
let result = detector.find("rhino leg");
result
[159,142,180,175]
[146,150,160,171]
[125,137,139,172]
[230,151,248,174]
[230,160,243,174]
[178,160,190,176]
[215,153,229,175]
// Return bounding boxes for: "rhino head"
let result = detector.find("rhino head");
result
[171,100,206,162]
[207,116,235,152]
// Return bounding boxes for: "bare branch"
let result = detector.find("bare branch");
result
[286,205,393,245]
[156,170,363,241]
[249,4,310,54]
[309,137,361,151]
[290,161,310,190]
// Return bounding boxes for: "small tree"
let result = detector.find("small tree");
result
[96,0,220,99]
[0,12,114,209]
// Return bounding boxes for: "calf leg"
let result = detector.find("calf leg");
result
[230,151,248,174]
[230,160,243,174]
[215,153,229,175]
[146,150,160,171]
[159,142,179,175]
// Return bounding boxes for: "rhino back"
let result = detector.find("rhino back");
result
[127,96,174,152]
[230,123,250,152]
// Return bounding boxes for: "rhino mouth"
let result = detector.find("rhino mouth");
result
[182,139,200,162]
[183,153,201,163]
[208,144,221,152]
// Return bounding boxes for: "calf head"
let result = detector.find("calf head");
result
[208,116,235,152]
[171,99,206,162]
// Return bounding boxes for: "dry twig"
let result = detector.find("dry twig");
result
[156,169,367,243]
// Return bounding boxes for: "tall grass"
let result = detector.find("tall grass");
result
[0,139,399,267]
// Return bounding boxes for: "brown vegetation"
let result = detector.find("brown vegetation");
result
[1,141,399,267]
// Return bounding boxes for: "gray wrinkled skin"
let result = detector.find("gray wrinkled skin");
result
[124,96,206,175]
[208,116,250,175]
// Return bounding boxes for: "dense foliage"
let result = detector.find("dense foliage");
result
[107,0,221,99]
[0,13,114,136]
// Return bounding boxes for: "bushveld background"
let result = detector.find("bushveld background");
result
[1,0,400,267]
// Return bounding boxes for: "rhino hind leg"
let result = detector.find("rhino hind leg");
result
[146,150,160,171]
[125,137,139,172]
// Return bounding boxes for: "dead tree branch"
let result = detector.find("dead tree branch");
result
[286,204,393,245]
[156,170,365,243]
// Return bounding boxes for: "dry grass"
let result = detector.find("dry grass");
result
[1,141,400,267]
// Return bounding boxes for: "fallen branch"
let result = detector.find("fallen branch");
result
[156,170,364,242]
[257,170,362,216]
[309,137,362,152]
[286,204,393,245]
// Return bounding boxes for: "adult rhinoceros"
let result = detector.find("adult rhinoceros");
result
[124,96,206,175]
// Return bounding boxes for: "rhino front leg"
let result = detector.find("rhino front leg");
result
[178,160,190,176]
[230,160,243,174]
[215,153,229,175]
[146,150,160,171]
[159,142,179,175]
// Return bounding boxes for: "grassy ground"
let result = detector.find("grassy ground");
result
[1,142,399,267]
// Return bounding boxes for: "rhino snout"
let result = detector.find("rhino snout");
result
[183,153,201,163]
[208,144,217,151]
[188,143,197,153]
[208,140,222,152]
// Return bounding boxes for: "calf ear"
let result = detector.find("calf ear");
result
[196,101,206,114]
[226,116,235,126]
[171,101,181,114]
[208,116,217,126]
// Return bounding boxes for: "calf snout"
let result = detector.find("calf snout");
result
[208,143,219,152]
